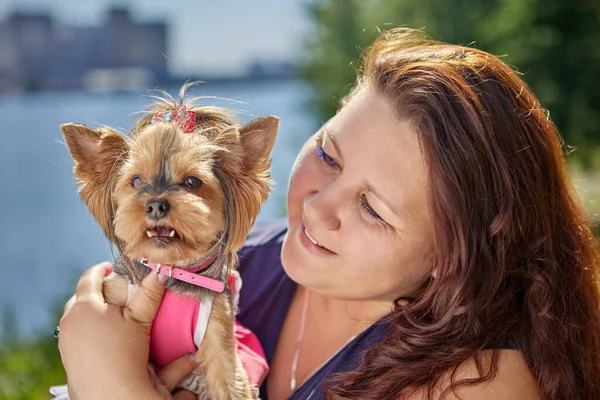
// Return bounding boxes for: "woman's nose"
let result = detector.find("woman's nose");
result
[303,187,341,231]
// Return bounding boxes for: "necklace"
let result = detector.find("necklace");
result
[290,288,310,393]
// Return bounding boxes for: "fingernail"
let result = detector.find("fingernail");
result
[100,262,113,276]
[188,352,199,364]
[157,272,168,284]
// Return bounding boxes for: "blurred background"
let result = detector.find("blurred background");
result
[0,0,599,398]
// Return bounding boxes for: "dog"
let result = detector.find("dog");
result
[54,84,278,399]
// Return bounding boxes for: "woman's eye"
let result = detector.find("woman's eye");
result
[316,143,338,168]
[360,194,382,221]
[130,176,142,189]
[183,176,203,189]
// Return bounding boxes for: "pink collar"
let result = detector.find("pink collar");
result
[140,251,224,293]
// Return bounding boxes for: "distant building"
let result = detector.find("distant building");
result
[0,7,168,92]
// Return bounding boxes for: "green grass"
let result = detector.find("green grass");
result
[0,297,69,400]
[0,336,65,400]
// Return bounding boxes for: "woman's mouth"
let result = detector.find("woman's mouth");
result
[300,224,335,255]
[304,228,323,247]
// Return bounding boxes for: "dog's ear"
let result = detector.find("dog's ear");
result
[238,116,279,173]
[62,123,103,175]
[220,116,279,252]
[61,123,129,241]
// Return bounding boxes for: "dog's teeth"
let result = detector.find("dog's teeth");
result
[146,230,153,237]
[169,230,175,238]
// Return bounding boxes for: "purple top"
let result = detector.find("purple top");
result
[236,220,391,399]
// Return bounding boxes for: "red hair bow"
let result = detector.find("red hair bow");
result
[151,105,196,133]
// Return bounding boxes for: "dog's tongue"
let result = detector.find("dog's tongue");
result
[151,227,170,237]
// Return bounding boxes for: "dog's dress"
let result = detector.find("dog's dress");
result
[132,270,269,395]
[150,289,213,367]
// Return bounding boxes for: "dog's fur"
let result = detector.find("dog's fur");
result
[62,85,278,399]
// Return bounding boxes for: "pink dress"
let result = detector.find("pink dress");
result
[142,271,269,393]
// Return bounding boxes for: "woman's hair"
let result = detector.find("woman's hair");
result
[327,28,600,400]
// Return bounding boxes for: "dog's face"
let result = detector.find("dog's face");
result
[62,104,278,266]
[112,122,226,265]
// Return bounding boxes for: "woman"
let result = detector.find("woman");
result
[57,28,600,399]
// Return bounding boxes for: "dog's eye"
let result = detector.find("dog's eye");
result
[130,176,142,189]
[184,176,203,189]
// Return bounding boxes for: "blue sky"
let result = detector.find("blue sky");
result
[0,0,313,76]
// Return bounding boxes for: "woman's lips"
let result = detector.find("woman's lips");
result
[299,224,336,255]
[304,228,321,246]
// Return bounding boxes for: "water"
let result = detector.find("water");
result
[0,79,317,338]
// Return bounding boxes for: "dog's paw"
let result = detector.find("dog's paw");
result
[177,372,210,398]
[250,384,260,399]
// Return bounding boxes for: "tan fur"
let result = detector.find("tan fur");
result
[61,124,129,241]
[112,123,226,265]
[212,118,278,252]
[62,85,278,400]
[198,293,254,399]
[102,274,129,307]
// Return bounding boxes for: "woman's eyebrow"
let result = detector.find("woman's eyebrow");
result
[323,127,343,159]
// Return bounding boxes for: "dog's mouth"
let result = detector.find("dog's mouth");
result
[145,226,181,244]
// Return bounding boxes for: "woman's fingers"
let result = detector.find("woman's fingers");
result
[74,262,113,302]
[147,355,198,399]
[147,364,174,400]
[173,390,198,400]
[123,271,166,325]
[156,353,199,392]
[63,295,75,313]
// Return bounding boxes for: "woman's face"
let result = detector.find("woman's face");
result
[282,89,434,303]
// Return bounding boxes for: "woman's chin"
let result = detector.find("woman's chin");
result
[282,232,325,288]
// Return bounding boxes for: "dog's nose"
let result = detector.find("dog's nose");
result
[146,199,170,220]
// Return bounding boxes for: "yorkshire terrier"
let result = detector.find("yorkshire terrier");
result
[55,84,278,399]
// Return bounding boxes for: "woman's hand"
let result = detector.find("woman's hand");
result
[148,356,199,400]
[57,262,193,400]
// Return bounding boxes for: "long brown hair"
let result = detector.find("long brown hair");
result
[327,28,600,400]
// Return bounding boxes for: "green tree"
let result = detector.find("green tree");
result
[299,0,365,124]
[299,0,600,164]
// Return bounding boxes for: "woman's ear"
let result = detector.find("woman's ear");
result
[61,123,129,241]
